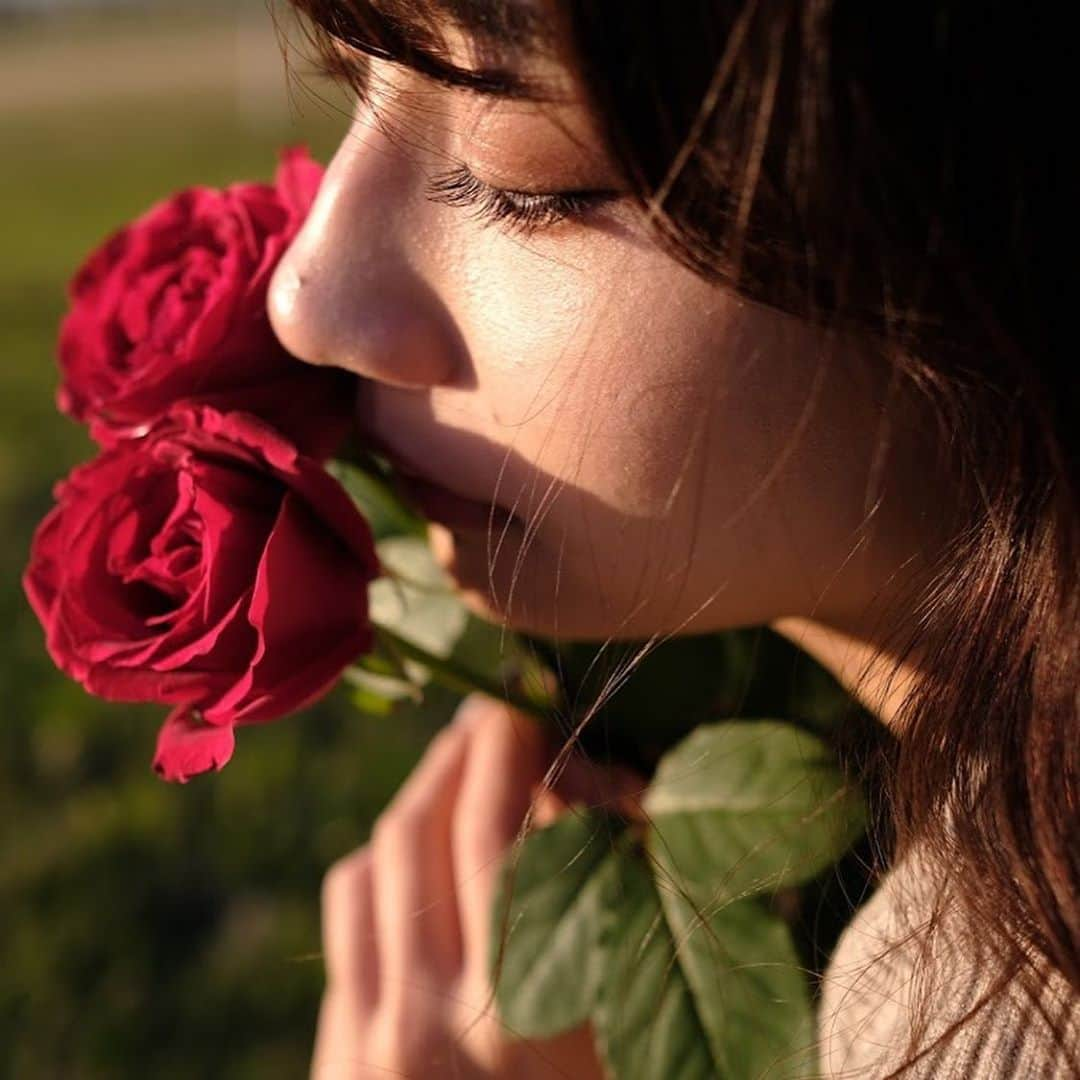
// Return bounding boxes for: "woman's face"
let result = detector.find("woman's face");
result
[269,33,944,642]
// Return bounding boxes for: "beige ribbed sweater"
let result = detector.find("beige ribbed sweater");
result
[816,847,1079,1077]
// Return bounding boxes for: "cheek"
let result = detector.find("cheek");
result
[559,364,713,518]
[463,243,728,519]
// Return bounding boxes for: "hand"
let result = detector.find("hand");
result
[311,694,642,1079]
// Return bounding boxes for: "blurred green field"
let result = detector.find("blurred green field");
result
[0,9,452,1077]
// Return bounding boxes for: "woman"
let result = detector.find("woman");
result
[267,1,1077,1076]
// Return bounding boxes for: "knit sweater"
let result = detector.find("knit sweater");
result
[816,846,1079,1078]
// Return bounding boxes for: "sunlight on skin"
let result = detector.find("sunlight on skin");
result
[270,11,958,730]
[772,616,925,732]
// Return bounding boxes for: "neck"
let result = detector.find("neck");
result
[770,615,924,733]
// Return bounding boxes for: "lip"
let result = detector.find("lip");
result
[355,419,515,535]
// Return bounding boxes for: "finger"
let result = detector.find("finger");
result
[552,752,648,821]
[372,716,472,1003]
[531,741,649,829]
[311,988,372,1080]
[451,695,552,987]
[531,784,567,829]
[321,846,378,1005]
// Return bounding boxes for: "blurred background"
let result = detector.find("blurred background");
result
[1,2,454,1076]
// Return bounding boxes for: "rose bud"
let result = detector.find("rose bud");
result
[23,405,380,782]
[57,147,352,460]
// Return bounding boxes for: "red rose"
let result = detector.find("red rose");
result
[57,147,351,460]
[23,405,379,782]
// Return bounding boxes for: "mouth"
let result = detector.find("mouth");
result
[352,406,517,536]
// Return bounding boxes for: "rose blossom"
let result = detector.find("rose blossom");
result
[57,147,351,460]
[23,405,379,782]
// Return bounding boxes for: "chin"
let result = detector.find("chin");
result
[427,521,564,638]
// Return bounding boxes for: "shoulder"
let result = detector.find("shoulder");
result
[817,846,1079,1078]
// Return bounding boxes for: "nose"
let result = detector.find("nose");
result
[268,122,461,390]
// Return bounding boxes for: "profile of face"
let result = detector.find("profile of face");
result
[268,21,948,644]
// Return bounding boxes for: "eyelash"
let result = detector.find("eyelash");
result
[425,165,617,236]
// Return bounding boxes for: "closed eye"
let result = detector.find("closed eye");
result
[425,163,620,236]
[303,43,621,237]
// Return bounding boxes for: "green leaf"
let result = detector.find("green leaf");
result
[343,664,422,704]
[491,810,623,1037]
[349,685,396,716]
[326,458,425,541]
[369,538,551,713]
[451,619,560,712]
[594,849,814,1080]
[369,536,469,660]
[448,616,518,692]
[350,647,413,681]
[644,721,866,905]
[594,849,716,1080]
[654,886,816,1078]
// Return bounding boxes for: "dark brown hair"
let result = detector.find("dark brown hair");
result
[284,0,1078,1072]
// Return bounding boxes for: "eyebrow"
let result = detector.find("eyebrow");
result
[301,0,561,100]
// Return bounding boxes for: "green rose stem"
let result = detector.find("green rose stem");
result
[331,446,558,722]
[372,625,555,723]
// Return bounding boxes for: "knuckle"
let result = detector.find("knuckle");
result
[452,693,493,727]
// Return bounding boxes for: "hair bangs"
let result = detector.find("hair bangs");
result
[290,0,559,100]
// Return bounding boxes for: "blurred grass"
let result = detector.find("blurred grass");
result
[0,8,453,1077]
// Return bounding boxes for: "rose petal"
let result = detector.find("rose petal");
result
[274,146,324,218]
[204,490,372,724]
[152,708,235,783]
[23,503,65,627]
[25,405,378,757]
